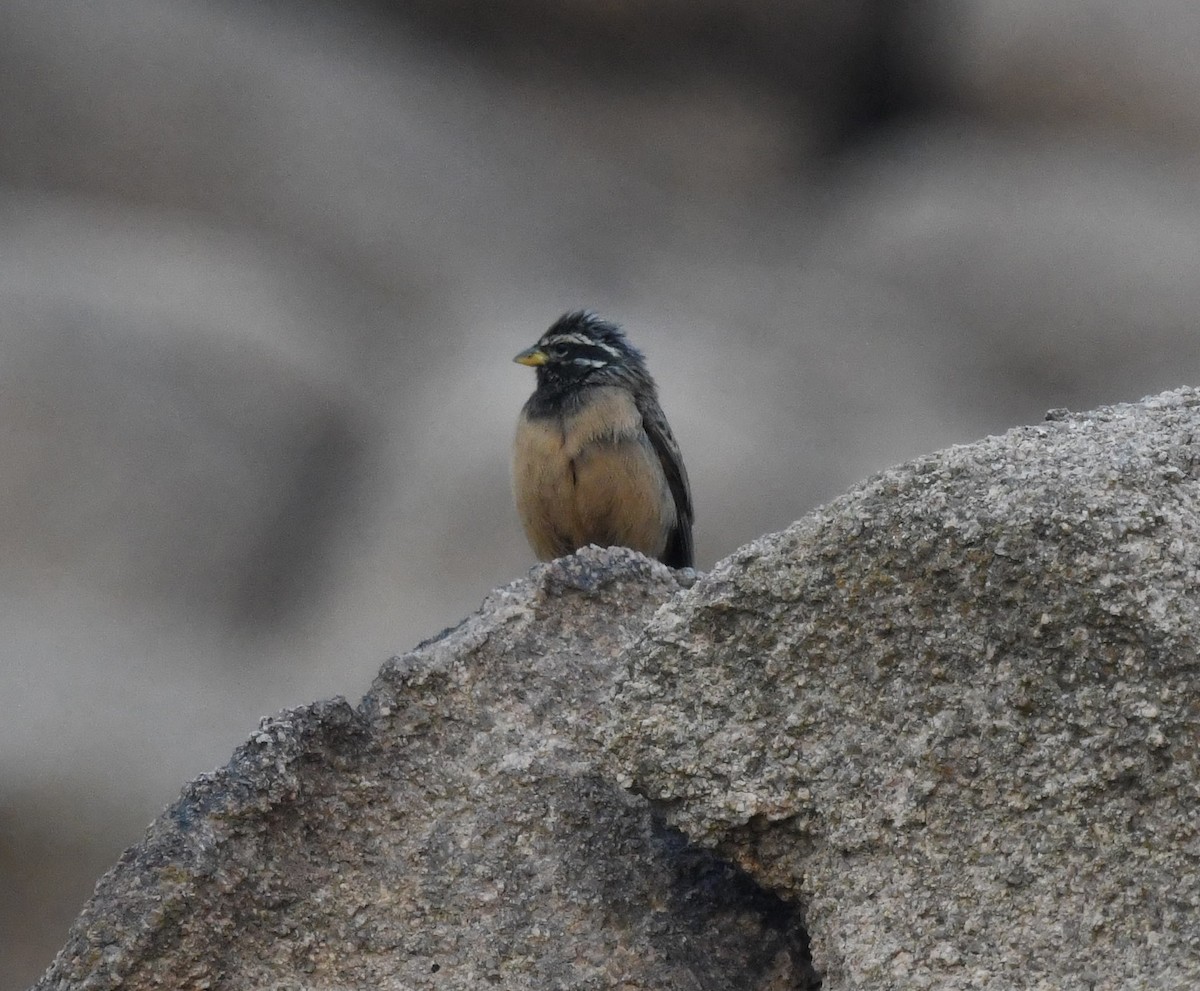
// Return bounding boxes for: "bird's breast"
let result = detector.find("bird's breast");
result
[513,387,673,560]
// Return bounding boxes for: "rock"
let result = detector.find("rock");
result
[912,0,1200,146]
[0,198,373,626]
[820,127,1200,425]
[602,386,1200,988]
[34,550,817,991]
[35,388,1200,990]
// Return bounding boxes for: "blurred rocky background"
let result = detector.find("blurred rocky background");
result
[2,0,1199,986]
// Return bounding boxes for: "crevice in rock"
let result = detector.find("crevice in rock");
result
[651,817,822,990]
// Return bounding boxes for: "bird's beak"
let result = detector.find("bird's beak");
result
[513,346,548,367]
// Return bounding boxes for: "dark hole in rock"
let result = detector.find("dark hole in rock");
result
[652,817,821,990]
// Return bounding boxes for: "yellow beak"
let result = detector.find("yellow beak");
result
[513,347,548,367]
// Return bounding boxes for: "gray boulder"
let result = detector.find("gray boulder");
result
[35,552,816,991]
[36,387,1200,989]
[603,386,1200,989]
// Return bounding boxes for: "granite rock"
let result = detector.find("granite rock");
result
[35,388,1200,990]
[35,550,816,991]
[602,387,1200,989]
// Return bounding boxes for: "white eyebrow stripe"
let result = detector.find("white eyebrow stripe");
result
[541,333,624,360]
[572,357,607,367]
[543,332,594,347]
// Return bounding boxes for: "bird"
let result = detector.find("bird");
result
[511,310,693,569]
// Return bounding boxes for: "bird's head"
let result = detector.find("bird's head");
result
[514,311,650,396]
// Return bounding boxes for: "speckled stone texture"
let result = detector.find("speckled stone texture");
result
[602,387,1200,989]
[34,550,815,991]
[36,388,1200,991]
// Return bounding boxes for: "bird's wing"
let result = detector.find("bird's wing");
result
[639,395,694,568]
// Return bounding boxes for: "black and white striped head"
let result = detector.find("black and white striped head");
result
[514,311,652,397]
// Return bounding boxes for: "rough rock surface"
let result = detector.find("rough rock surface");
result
[35,551,816,991]
[602,387,1200,989]
[36,388,1200,990]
